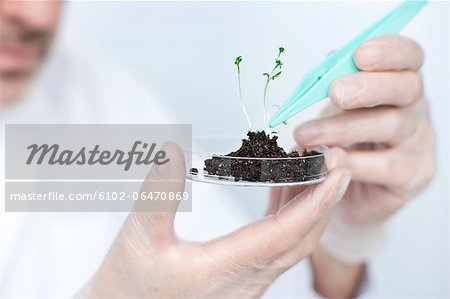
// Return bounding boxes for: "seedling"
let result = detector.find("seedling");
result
[188,48,326,186]
[262,47,285,127]
[235,56,252,128]
[234,47,285,129]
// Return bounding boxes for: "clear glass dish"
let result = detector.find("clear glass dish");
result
[185,138,328,187]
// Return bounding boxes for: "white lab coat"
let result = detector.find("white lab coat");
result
[0,42,327,298]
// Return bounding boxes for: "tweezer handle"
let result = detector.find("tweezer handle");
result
[322,0,428,99]
[336,0,428,66]
[269,1,427,127]
[318,0,428,104]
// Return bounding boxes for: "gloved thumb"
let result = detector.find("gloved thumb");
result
[130,141,186,246]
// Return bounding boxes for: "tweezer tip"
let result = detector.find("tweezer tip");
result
[268,118,282,128]
[270,107,290,127]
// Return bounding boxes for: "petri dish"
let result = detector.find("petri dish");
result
[185,137,328,187]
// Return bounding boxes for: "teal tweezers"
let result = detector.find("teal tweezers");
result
[269,0,428,128]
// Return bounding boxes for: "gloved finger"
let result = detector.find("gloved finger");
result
[354,35,424,72]
[295,105,420,147]
[278,213,332,266]
[265,187,283,216]
[329,71,423,109]
[208,167,351,266]
[325,147,350,170]
[348,150,421,189]
[127,142,186,247]
[348,118,435,194]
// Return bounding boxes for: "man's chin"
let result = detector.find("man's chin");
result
[0,75,32,104]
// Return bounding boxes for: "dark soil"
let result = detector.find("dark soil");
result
[200,131,325,183]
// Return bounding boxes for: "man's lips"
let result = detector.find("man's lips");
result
[0,43,38,58]
[0,43,40,69]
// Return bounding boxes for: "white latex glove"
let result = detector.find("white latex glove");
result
[81,142,351,299]
[295,35,436,262]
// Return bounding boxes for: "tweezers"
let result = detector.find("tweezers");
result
[269,0,428,128]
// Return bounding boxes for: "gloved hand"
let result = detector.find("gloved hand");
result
[81,142,350,299]
[294,35,436,262]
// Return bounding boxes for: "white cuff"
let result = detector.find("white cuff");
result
[320,215,388,264]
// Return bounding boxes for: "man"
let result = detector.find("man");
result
[0,1,436,298]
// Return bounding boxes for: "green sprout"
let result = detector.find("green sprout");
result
[235,56,252,128]
[263,47,285,126]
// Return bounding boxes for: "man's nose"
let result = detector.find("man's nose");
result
[1,1,29,20]
[0,1,59,28]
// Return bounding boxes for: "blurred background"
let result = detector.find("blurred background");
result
[60,1,448,297]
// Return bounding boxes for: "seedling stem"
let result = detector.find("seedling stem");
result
[235,56,252,129]
[263,47,284,129]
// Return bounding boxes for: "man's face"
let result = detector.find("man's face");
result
[0,0,62,103]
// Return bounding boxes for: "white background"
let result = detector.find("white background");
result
[61,1,449,297]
